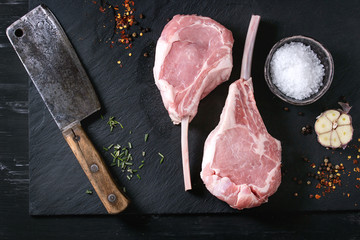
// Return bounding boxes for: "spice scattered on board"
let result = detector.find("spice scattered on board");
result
[92,0,151,65]
[102,115,165,181]
[298,138,360,201]
[107,116,122,131]
[104,143,142,181]
[301,125,312,135]
[302,156,345,199]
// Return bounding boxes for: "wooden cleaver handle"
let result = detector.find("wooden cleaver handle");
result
[62,123,129,214]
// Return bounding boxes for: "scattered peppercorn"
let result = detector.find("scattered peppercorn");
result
[294,193,298,197]
[283,107,289,112]
[309,157,344,197]
[93,0,150,53]
[143,52,149,57]
[139,13,144,19]
[301,125,312,135]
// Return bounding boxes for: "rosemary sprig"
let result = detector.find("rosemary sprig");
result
[107,116,120,132]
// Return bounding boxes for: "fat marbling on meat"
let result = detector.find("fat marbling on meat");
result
[153,15,234,190]
[200,15,282,209]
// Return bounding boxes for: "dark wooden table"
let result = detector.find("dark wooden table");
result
[1,0,360,239]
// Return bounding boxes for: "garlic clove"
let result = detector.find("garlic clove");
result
[325,110,340,122]
[315,116,332,134]
[337,113,351,125]
[330,131,341,148]
[336,125,353,145]
[318,132,331,147]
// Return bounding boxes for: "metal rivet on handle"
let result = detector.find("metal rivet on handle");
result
[108,194,116,203]
[90,164,99,173]
[73,135,80,142]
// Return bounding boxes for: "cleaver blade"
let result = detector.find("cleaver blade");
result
[6,4,129,214]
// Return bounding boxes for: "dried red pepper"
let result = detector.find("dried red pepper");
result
[93,0,149,50]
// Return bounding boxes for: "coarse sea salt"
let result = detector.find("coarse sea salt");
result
[270,42,325,100]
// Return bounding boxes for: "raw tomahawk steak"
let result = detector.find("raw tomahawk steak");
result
[200,15,282,210]
[154,15,234,190]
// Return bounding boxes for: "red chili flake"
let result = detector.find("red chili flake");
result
[356,185,360,189]
[315,194,321,199]
[92,1,97,4]
[99,6,105,13]
[94,0,148,51]
[354,159,359,164]
[308,157,346,197]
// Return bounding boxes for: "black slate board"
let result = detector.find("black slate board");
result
[28,0,360,215]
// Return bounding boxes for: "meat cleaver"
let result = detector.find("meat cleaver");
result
[6,5,129,214]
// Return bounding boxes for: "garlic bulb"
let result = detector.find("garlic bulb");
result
[314,102,353,149]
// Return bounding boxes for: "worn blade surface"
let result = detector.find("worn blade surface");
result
[6,5,100,131]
